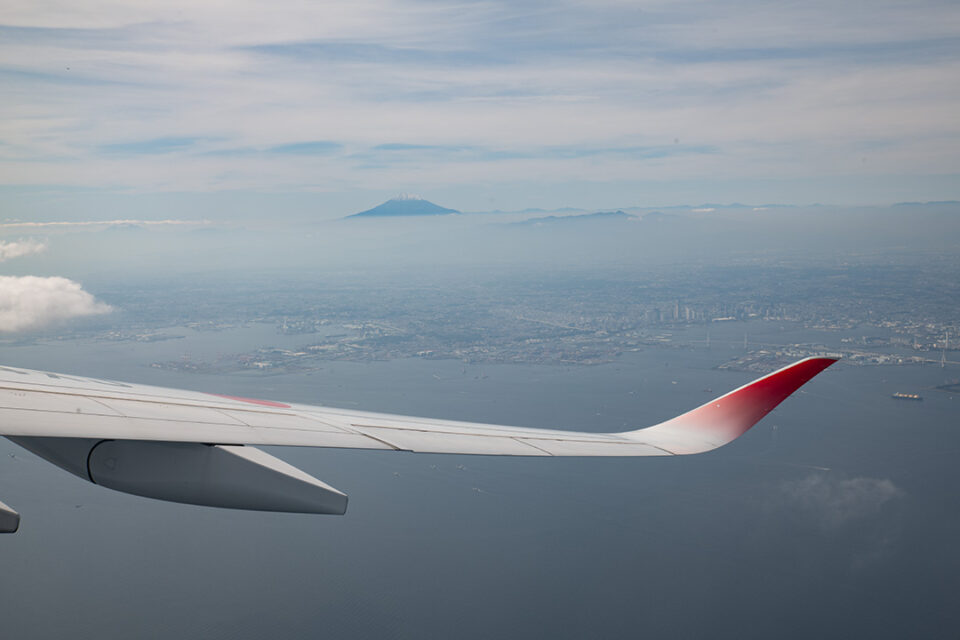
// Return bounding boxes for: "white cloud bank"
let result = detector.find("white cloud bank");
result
[0,275,113,333]
[0,219,209,230]
[0,239,47,262]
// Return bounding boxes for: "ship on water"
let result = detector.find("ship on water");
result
[892,392,923,401]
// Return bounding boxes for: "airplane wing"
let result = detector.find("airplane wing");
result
[0,357,836,532]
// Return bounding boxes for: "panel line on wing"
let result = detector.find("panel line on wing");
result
[87,396,125,415]
[346,422,629,443]
[0,385,340,428]
[621,440,676,455]
[0,385,294,415]
[512,438,555,456]
[346,429,404,451]
[0,404,119,418]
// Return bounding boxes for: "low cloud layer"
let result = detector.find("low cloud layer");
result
[0,275,112,332]
[781,473,903,531]
[0,219,208,230]
[0,239,46,262]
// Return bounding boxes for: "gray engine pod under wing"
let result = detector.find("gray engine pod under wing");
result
[88,440,348,515]
[8,436,347,515]
[0,499,19,533]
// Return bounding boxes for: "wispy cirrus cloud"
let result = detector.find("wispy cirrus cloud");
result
[0,219,208,230]
[98,137,206,155]
[267,141,343,155]
[1,0,959,208]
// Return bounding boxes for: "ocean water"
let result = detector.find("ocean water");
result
[0,327,957,639]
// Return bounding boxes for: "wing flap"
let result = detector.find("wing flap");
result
[213,408,350,433]
[97,397,251,425]
[520,438,671,457]
[352,426,552,455]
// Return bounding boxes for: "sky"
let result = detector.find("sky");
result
[2,0,960,218]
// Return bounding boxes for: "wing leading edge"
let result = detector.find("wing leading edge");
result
[0,357,835,529]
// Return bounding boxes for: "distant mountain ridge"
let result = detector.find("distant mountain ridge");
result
[348,194,460,218]
[513,210,638,226]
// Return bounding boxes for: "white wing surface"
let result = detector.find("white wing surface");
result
[0,358,835,532]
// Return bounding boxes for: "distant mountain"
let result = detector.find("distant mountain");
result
[347,194,460,218]
[468,206,589,215]
[894,200,960,206]
[653,202,793,211]
[514,210,638,226]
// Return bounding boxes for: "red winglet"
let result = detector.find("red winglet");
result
[631,357,837,454]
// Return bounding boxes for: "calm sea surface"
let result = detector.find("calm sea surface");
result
[0,323,957,639]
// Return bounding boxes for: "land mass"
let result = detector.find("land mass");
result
[514,210,637,225]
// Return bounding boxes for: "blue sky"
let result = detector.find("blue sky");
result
[2,0,959,217]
